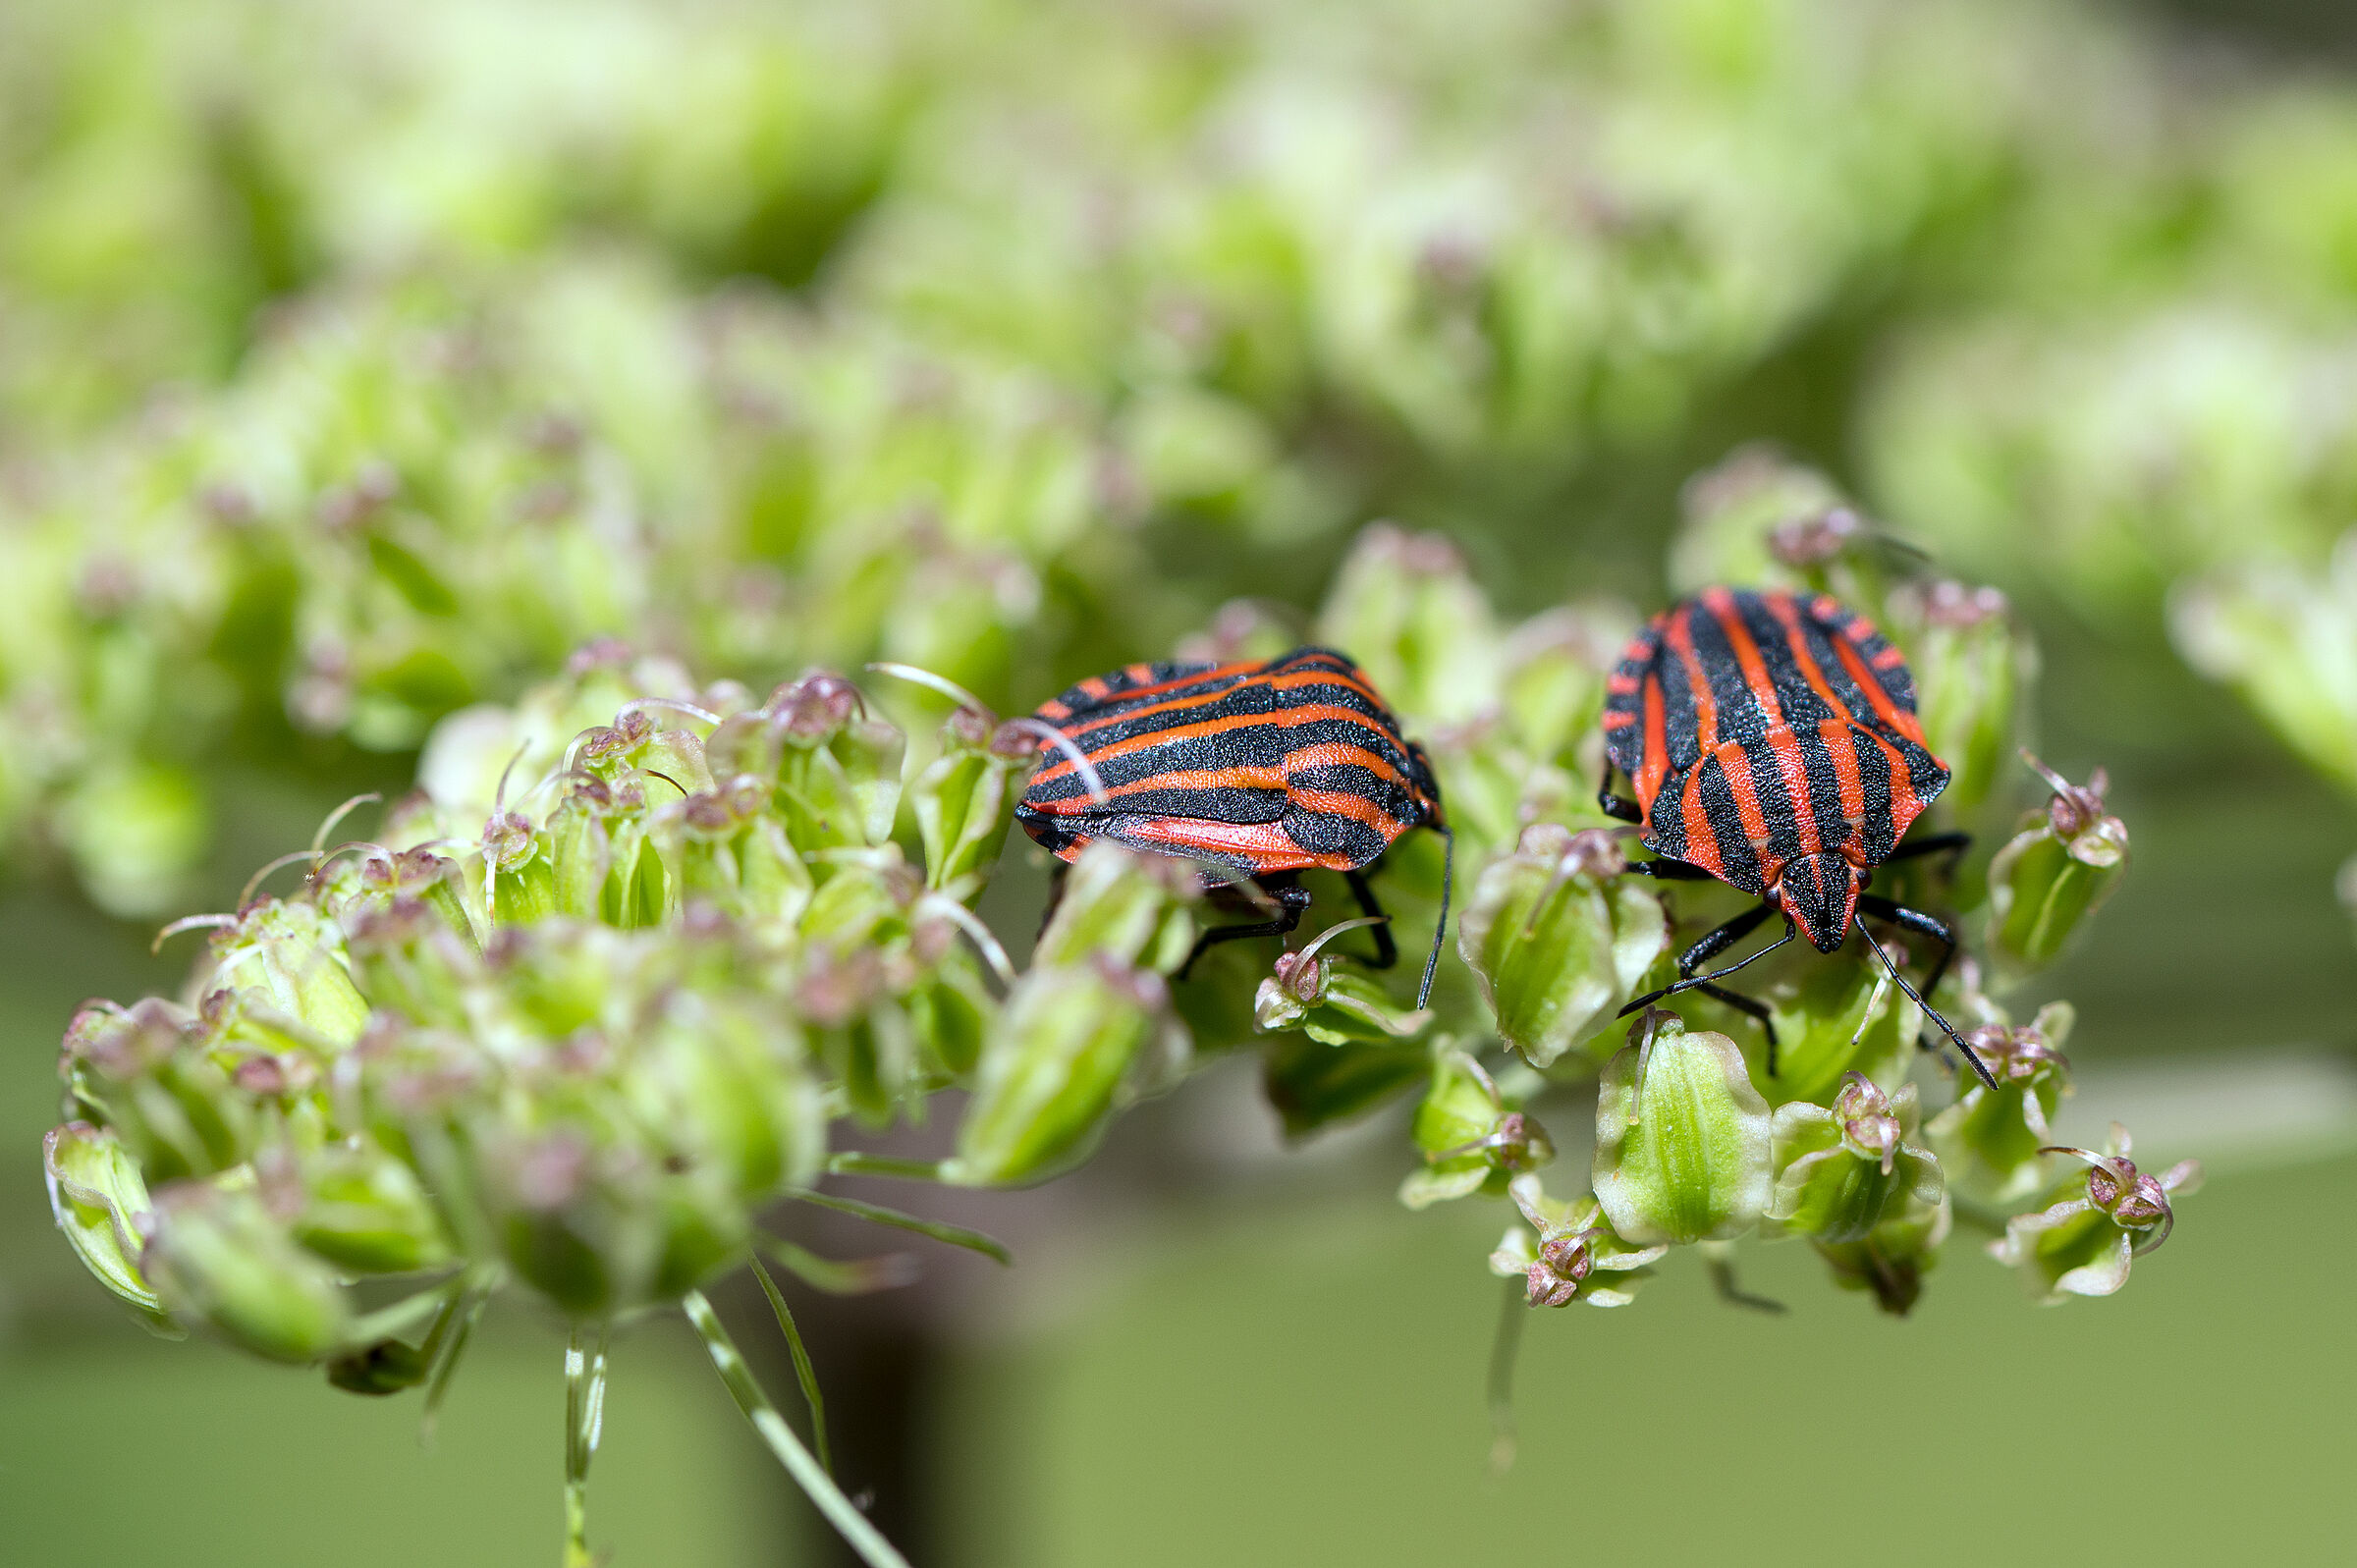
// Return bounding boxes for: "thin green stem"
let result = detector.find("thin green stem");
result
[683,1289,912,1568]
[749,1255,832,1474]
[563,1324,609,1568]
[420,1273,493,1447]
[1486,1274,1525,1480]
[824,1151,949,1182]
[757,1232,919,1295]
[788,1188,1013,1264]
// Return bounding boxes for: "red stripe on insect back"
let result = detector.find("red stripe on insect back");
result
[1703,590,1822,858]
[1601,710,1635,730]
[1287,787,1411,838]
[1872,646,1907,671]
[1817,720,1866,836]
[1828,633,1931,748]
[1764,594,1869,832]
[1677,768,1727,878]
[1664,605,1721,749]
[1712,740,1777,854]
[1056,667,1385,741]
[1110,816,1347,872]
[1637,673,1671,806]
[1029,703,1407,784]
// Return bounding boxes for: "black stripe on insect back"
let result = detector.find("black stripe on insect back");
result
[1280,806,1392,864]
[1048,668,1397,755]
[1735,730,1813,868]
[1025,715,1416,804]
[1847,725,1898,863]
[1682,603,1774,749]
[1687,751,1764,893]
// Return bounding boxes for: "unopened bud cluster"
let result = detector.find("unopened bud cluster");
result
[1236,501,2195,1327]
[46,658,1196,1375]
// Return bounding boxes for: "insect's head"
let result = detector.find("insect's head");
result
[1774,851,1860,954]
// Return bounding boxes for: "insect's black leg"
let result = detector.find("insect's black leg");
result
[1175,882,1313,980]
[1857,893,1959,1047]
[1037,859,1070,943]
[1884,830,1971,876]
[1343,869,1399,970]
[1618,910,1797,1018]
[1596,762,1643,825]
[1622,857,1717,882]
[1673,900,1774,975]
[1696,983,1780,1072]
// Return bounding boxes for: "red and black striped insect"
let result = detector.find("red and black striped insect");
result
[1015,647,1454,1005]
[1599,586,1997,1088]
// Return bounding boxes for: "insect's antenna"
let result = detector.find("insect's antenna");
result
[1850,911,1998,1092]
[1417,824,1454,1009]
[996,717,1113,807]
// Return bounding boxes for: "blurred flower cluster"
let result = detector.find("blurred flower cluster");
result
[47,655,1218,1361]
[14,0,2325,917]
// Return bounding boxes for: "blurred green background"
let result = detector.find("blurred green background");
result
[4,0,2355,1562]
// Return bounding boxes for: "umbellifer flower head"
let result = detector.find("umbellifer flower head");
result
[1992,1124,2201,1304]
[1487,1174,1666,1308]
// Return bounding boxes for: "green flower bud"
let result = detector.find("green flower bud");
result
[541,791,616,921]
[1259,1038,1428,1139]
[62,1000,252,1181]
[200,898,372,1050]
[1891,581,2025,813]
[1457,825,1666,1069]
[342,896,486,1030]
[2171,538,2357,795]
[1487,1175,1666,1309]
[1669,449,1887,604]
[326,1338,432,1397]
[1812,1196,1950,1318]
[141,1181,354,1364]
[1767,1075,1944,1244]
[44,1121,175,1330]
[1498,607,1627,771]
[274,1141,454,1276]
[1314,523,1500,725]
[1031,842,1199,973]
[1986,757,2128,976]
[1253,920,1433,1046]
[798,848,919,952]
[59,759,209,917]
[1592,1012,1773,1246]
[1400,1049,1552,1210]
[769,675,905,850]
[1926,1003,2074,1201]
[626,994,826,1199]
[904,946,996,1079]
[908,709,1036,899]
[949,957,1186,1186]
[1992,1124,2202,1304]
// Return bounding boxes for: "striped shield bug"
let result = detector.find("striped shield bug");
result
[1014,647,1455,1006]
[1598,586,1998,1089]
